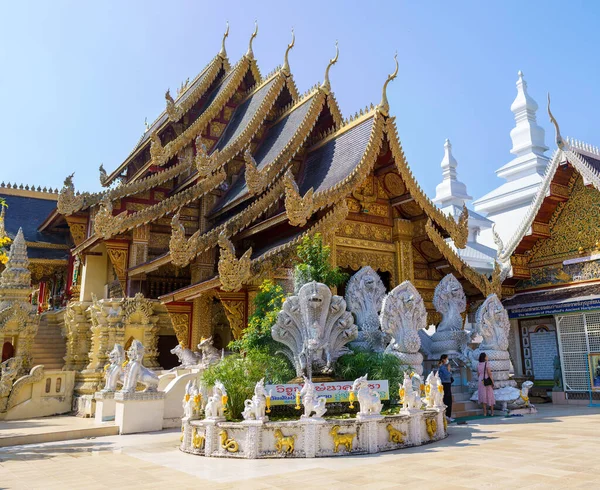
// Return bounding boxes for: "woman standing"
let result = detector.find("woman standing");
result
[438,354,454,422]
[478,352,495,416]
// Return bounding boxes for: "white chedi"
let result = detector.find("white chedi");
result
[345,266,386,352]
[205,381,227,419]
[272,281,357,379]
[120,340,159,393]
[351,374,382,417]
[102,344,125,392]
[242,378,272,422]
[380,281,427,375]
[299,376,327,419]
[425,371,445,409]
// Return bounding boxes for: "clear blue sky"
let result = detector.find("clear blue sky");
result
[1,1,599,202]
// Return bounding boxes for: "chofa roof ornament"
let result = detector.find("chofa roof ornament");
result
[378,52,398,117]
[547,93,565,150]
[281,28,295,77]
[246,20,258,60]
[219,21,230,59]
[320,40,339,95]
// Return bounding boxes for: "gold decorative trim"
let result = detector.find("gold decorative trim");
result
[25,241,69,250]
[0,185,58,200]
[335,236,395,252]
[94,169,226,240]
[386,118,469,248]
[425,219,499,297]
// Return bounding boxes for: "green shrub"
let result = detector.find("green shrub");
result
[229,279,286,355]
[201,349,294,420]
[334,350,407,404]
[294,233,348,291]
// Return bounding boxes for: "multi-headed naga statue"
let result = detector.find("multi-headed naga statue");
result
[380,281,427,375]
[272,281,357,379]
[345,266,386,352]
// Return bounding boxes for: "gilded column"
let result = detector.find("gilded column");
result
[393,218,414,286]
[192,293,214,348]
[218,291,247,340]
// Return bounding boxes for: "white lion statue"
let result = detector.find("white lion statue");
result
[102,344,125,392]
[241,378,272,422]
[381,281,427,375]
[400,372,422,411]
[121,340,159,393]
[205,380,227,419]
[345,266,387,352]
[425,370,444,409]
[352,374,382,417]
[299,376,327,419]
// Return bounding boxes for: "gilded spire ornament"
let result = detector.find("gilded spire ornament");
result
[57,173,84,216]
[246,21,258,60]
[378,52,398,116]
[547,93,565,150]
[217,231,252,292]
[284,170,314,227]
[99,164,109,187]
[0,228,30,290]
[281,28,295,76]
[165,89,183,121]
[320,41,339,95]
[195,134,219,177]
[219,22,229,59]
[150,131,165,164]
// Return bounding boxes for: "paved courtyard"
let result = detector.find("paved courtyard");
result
[1,405,599,489]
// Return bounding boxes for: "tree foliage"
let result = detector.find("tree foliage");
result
[294,233,348,291]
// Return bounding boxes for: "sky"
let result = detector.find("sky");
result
[1,1,599,202]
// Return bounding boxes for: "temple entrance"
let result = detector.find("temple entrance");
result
[2,341,15,362]
[157,335,179,369]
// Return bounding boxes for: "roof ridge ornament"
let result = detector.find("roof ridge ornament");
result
[246,20,258,60]
[282,28,295,76]
[320,40,339,95]
[219,22,229,59]
[547,93,565,150]
[378,52,398,116]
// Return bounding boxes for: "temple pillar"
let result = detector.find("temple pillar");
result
[393,218,414,286]
[79,247,108,302]
[191,294,214,348]
[218,291,247,340]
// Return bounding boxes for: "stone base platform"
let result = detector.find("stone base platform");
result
[181,408,446,459]
[115,391,165,435]
[0,415,118,448]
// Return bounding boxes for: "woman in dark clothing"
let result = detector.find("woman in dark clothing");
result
[438,354,454,422]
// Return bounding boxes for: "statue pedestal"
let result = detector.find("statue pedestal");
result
[241,419,267,425]
[94,391,116,423]
[356,413,384,422]
[115,391,165,434]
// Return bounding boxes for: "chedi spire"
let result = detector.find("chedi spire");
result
[0,228,31,289]
[433,139,472,209]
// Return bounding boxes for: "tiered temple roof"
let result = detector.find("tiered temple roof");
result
[55,27,497,320]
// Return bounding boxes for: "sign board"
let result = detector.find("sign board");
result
[507,298,600,319]
[265,380,390,406]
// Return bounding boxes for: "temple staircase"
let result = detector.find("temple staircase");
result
[452,388,483,418]
[31,309,66,370]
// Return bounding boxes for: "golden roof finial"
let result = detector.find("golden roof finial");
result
[378,52,398,116]
[547,93,565,150]
[219,21,229,59]
[246,20,258,60]
[320,40,339,95]
[282,28,295,76]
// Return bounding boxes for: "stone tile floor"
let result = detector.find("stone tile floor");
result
[1,405,599,489]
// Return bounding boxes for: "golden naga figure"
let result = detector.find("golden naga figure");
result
[192,427,205,450]
[217,232,252,292]
[386,424,406,444]
[244,148,268,195]
[273,428,296,454]
[425,418,437,440]
[284,171,314,227]
[329,425,355,453]
[219,430,239,453]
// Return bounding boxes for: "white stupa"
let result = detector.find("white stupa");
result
[433,140,496,273]
[473,71,550,247]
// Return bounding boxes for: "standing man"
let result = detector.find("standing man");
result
[438,354,454,422]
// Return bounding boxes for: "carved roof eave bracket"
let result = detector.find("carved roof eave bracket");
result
[217,233,252,292]
[93,168,226,241]
[425,219,501,298]
[385,118,469,249]
[169,176,286,268]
